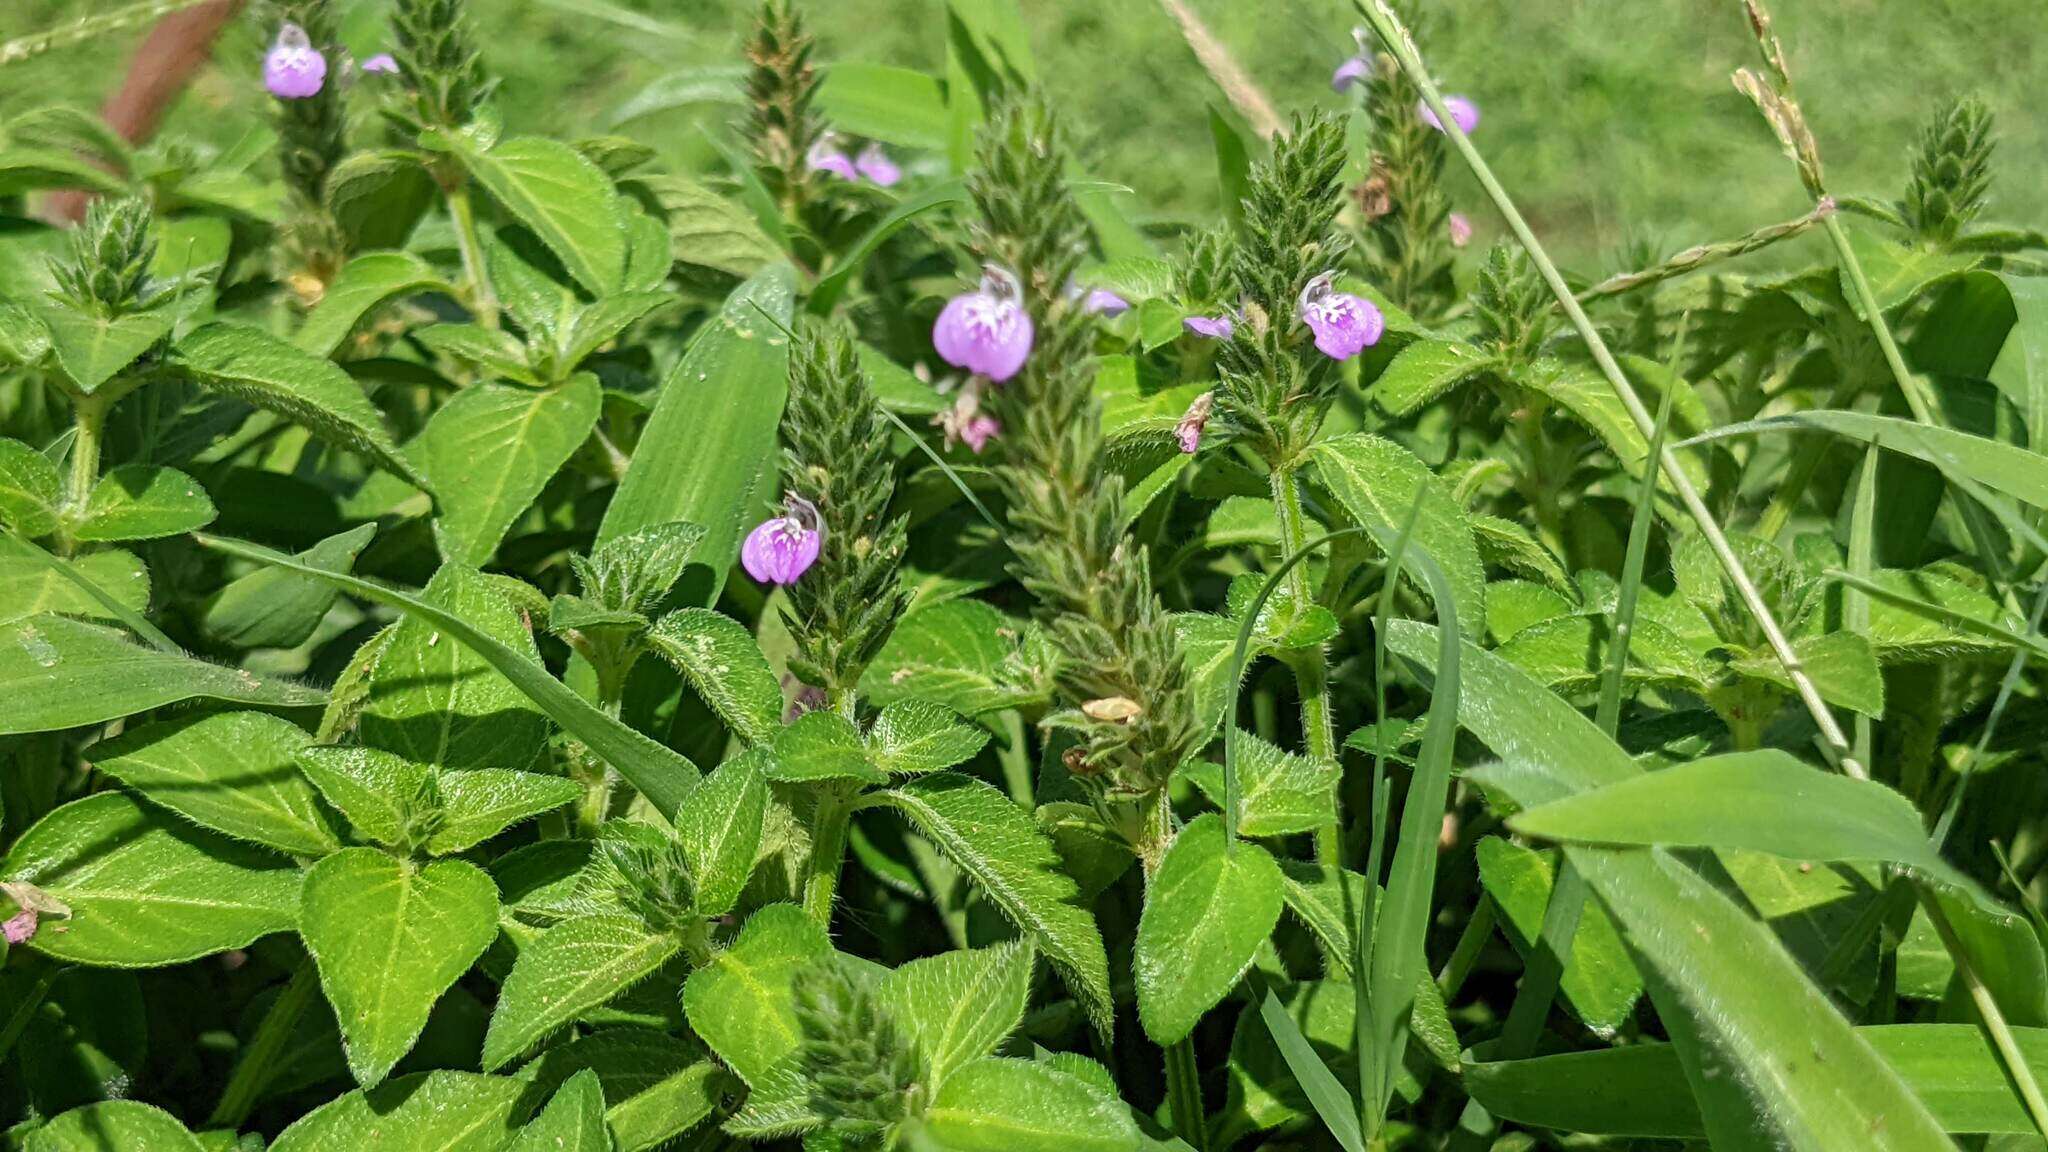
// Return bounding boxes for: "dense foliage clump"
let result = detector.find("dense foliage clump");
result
[0,1,2045,1150]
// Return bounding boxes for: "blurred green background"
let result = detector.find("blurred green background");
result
[3,0,2040,268]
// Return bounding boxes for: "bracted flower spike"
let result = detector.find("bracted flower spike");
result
[264,23,328,100]
[933,264,1034,383]
[1298,271,1384,360]
[742,494,824,585]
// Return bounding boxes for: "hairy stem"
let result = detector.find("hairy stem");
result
[58,392,111,556]
[1357,0,1865,779]
[444,180,498,329]
[1270,466,1341,864]
[803,789,854,926]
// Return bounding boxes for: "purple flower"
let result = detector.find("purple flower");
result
[1083,288,1131,317]
[959,414,1001,453]
[855,143,902,187]
[1332,28,1374,92]
[1418,95,1479,135]
[1176,392,1214,454]
[361,53,400,75]
[934,265,1034,383]
[806,136,858,182]
[741,495,823,586]
[1448,212,1473,248]
[2,908,34,946]
[263,23,328,100]
[1184,314,1234,340]
[1298,271,1384,360]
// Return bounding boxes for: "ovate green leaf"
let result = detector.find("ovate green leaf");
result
[1133,813,1283,1045]
[88,710,340,857]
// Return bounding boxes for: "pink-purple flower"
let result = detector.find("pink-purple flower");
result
[1448,212,1473,248]
[2,907,34,946]
[1418,95,1480,135]
[855,143,902,187]
[361,53,400,76]
[1184,314,1234,340]
[1083,288,1131,317]
[1332,29,1375,92]
[742,495,823,586]
[934,265,1034,383]
[1298,271,1384,361]
[958,414,1000,453]
[264,23,328,100]
[1176,392,1214,454]
[806,136,859,182]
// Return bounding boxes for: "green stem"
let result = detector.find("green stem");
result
[0,966,56,1067]
[803,789,854,927]
[444,180,499,329]
[573,685,628,837]
[1270,466,1341,865]
[57,392,110,556]
[208,957,318,1128]
[997,710,1035,807]
[1435,895,1495,1000]
[1356,0,1865,780]
[1921,891,2048,1140]
[1164,1036,1210,1151]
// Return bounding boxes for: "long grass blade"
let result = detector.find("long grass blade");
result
[1257,982,1368,1152]
[1354,0,1865,780]
[4,527,180,654]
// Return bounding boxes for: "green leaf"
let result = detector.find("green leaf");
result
[1175,610,1245,738]
[297,251,450,358]
[269,1071,526,1152]
[1370,338,1497,415]
[482,915,684,1072]
[3,792,300,966]
[882,940,1033,1088]
[1224,979,1366,1143]
[432,769,581,854]
[1506,749,2008,923]
[40,305,171,395]
[1465,1023,2048,1138]
[0,540,148,626]
[417,376,602,566]
[415,323,539,385]
[295,746,576,855]
[818,62,950,150]
[1310,433,1487,637]
[22,1100,204,1152]
[768,711,885,784]
[881,773,1115,1039]
[0,437,62,537]
[361,564,551,771]
[673,752,768,917]
[1522,357,1706,488]
[641,174,778,281]
[74,465,214,542]
[865,699,989,775]
[1840,224,1975,315]
[323,151,437,253]
[859,599,1057,715]
[170,323,426,489]
[923,1057,1142,1152]
[598,264,795,605]
[301,848,500,1086]
[1731,630,1886,716]
[645,607,784,745]
[516,1029,730,1152]
[459,135,626,295]
[0,614,323,736]
[193,536,702,818]
[1391,626,1956,1151]
[87,710,340,857]
[202,523,375,650]
[1474,836,1642,1036]
[1183,731,1336,837]
[564,293,671,369]
[0,148,129,196]
[681,903,831,1086]
[504,1069,608,1152]
[1991,273,2048,444]
[1133,813,1283,1045]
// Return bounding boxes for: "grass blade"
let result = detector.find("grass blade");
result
[1256,982,1367,1152]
